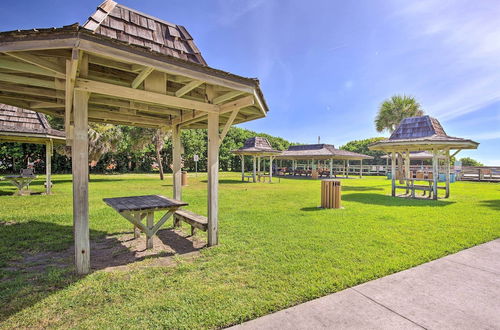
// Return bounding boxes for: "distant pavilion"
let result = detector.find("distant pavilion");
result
[0,104,65,194]
[370,115,478,199]
[232,137,281,183]
[276,144,373,178]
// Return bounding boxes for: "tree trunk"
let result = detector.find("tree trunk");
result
[156,146,164,180]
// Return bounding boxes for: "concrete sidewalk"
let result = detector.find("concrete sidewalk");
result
[231,239,500,329]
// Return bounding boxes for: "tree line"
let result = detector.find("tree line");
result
[0,94,484,175]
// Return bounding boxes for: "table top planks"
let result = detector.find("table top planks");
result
[103,195,188,212]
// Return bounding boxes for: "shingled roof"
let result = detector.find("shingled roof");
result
[277,144,373,160]
[84,0,206,65]
[370,116,479,151]
[232,137,281,155]
[0,104,65,142]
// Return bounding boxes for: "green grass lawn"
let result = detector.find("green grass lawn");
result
[0,173,499,328]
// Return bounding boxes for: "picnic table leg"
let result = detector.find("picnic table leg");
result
[146,212,154,249]
[134,213,141,239]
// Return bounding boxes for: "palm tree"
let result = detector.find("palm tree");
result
[375,95,424,133]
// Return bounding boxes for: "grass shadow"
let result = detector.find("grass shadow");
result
[479,200,500,211]
[201,179,249,184]
[0,220,202,321]
[342,186,384,191]
[342,193,455,207]
[300,206,323,212]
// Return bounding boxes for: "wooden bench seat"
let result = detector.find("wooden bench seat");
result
[174,209,208,235]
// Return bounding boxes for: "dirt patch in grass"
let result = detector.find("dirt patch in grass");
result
[4,228,206,274]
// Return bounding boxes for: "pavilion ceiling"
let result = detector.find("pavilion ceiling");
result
[0,28,268,131]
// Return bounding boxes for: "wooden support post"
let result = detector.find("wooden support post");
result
[445,149,450,198]
[257,156,261,181]
[241,155,245,182]
[359,159,363,178]
[269,156,273,183]
[405,151,410,194]
[172,124,182,201]
[45,139,53,194]
[252,156,256,182]
[330,158,333,177]
[146,212,154,249]
[346,160,350,178]
[391,152,396,197]
[72,90,90,275]
[207,112,219,246]
[432,149,438,200]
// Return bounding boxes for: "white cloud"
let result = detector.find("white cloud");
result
[215,0,266,25]
[392,0,500,120]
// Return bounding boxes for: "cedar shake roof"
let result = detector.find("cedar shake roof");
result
[389,115,447,140]
[232,137,281,155]
[84,0,207,66]
[0,104,65,139]
[369,116,479,151]
[277,144,373,160]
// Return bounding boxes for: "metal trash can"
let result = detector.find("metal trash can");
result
[181,171,188,186]
[321,179,341,209]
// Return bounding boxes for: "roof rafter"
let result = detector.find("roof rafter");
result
[4,52,65,78]
[175,80,204,97]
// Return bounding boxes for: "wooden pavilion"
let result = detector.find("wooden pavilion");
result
[0,104,65,194]
[232,137,281,183]
[0,0,268,274]
[276,144,373,178]
[369,115,478,199]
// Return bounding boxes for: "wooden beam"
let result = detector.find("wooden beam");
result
[207,111,219,246]
[131,66,154,89]
[65,49,79,146]
[175,80,203,97]
[72,90,90,274]
[172,124,182,201]
[175,95,254,127]
[87,109,168,127]
[0,72,55,89]
[31,101,63,109]
[0,82,58,98]
[89,96,181,116]
[218,108,239,145]
[0,56,57,77]
[5,52,65,78]
[219,95,254,114]
[75,78,219,113]
[213,91,244,105]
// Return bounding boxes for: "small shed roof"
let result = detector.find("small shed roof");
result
[0,104,65,144]
[276,144,373,160]
[232,137,281,156]
[370,116,479,151]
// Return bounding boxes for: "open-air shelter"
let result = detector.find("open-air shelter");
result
[0,104,65,194]
[232,137,281,183]
[369,115,478,199]
[276,144,373,178]
[0,0,268,274]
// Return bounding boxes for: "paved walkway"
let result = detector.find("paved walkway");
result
[232,239,500,329]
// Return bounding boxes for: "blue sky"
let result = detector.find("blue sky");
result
[1,0,499,164]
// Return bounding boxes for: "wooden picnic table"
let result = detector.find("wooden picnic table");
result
[2,174,37,195]
[103,195,188,249]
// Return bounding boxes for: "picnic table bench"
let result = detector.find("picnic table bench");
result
[174,209,208,235]
[103,195,188,249]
